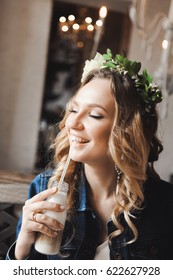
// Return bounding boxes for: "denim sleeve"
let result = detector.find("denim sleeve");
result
[6,172,50,260]
[15,173,44,238]
[6,241,47,260]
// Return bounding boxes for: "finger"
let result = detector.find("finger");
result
[26,187,58,204]
[29,200,65,214]
[36,223,61,237]
[23,219,59,238]
[33,213,64,230]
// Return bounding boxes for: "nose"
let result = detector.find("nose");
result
[66,114,84,130]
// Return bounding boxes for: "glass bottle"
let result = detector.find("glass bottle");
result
[34,181,69,255]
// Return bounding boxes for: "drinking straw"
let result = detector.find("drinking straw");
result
[59,152,71,184]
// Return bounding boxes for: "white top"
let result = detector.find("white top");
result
[94,240,110,260]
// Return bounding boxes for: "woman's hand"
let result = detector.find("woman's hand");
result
[15,187,65,259]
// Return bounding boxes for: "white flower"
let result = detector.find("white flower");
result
[81,52,106,82]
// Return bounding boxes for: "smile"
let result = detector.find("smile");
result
[71,135,89,143]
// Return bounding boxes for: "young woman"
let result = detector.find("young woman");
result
[7,50,173,260]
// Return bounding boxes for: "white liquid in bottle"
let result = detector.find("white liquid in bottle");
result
[34,181,69,255]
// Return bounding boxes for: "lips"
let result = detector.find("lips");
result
[70,135,89,143]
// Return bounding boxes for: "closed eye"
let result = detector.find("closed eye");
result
[68,109,77,113]
[68,109,103,119]
[89,114,104,119]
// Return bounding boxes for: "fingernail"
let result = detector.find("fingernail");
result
[59,224,64,229]
[60,205,65,210]
[51,187,58,192]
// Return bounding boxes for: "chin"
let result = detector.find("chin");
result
[70,155,86,163]
[70,152,89,164]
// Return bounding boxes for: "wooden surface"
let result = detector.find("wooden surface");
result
[0,170,36,258]
[0,169,34,184]
[0,170,35,204]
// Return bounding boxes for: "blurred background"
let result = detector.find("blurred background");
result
[0,0,173,259]
[0,0,173,180]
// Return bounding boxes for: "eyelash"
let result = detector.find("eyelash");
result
[89,114,103,119]
[68,109,103,119]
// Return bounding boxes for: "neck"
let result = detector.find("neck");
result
[84,161,116,199]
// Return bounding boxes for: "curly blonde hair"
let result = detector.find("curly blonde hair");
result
[48,69,163,243]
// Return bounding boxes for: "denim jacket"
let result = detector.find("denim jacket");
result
[6,169,173,260]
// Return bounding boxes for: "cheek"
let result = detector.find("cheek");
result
[65,116,71,130]
[93,124,112,144]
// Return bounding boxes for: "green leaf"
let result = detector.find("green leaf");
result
[105,62,116,68]
[107,49,112,58]
[143,69,153,83]
[133,62,141,74]
[103,54,111,60]
[115,54,124,63]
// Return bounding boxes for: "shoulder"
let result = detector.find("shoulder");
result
[144,176,173,212]
[27,169,53,198]
[145,176,173,192]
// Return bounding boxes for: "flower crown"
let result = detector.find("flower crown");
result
[81,49,162,110]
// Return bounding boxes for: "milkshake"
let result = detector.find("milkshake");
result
[34,181,69,255]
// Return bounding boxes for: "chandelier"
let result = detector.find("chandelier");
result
[58,6,107,50]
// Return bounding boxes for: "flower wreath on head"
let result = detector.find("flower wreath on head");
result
[81,49,162,113]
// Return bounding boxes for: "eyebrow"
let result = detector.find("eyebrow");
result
[71,100,108,113]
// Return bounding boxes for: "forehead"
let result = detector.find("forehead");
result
[74,78,115,108]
